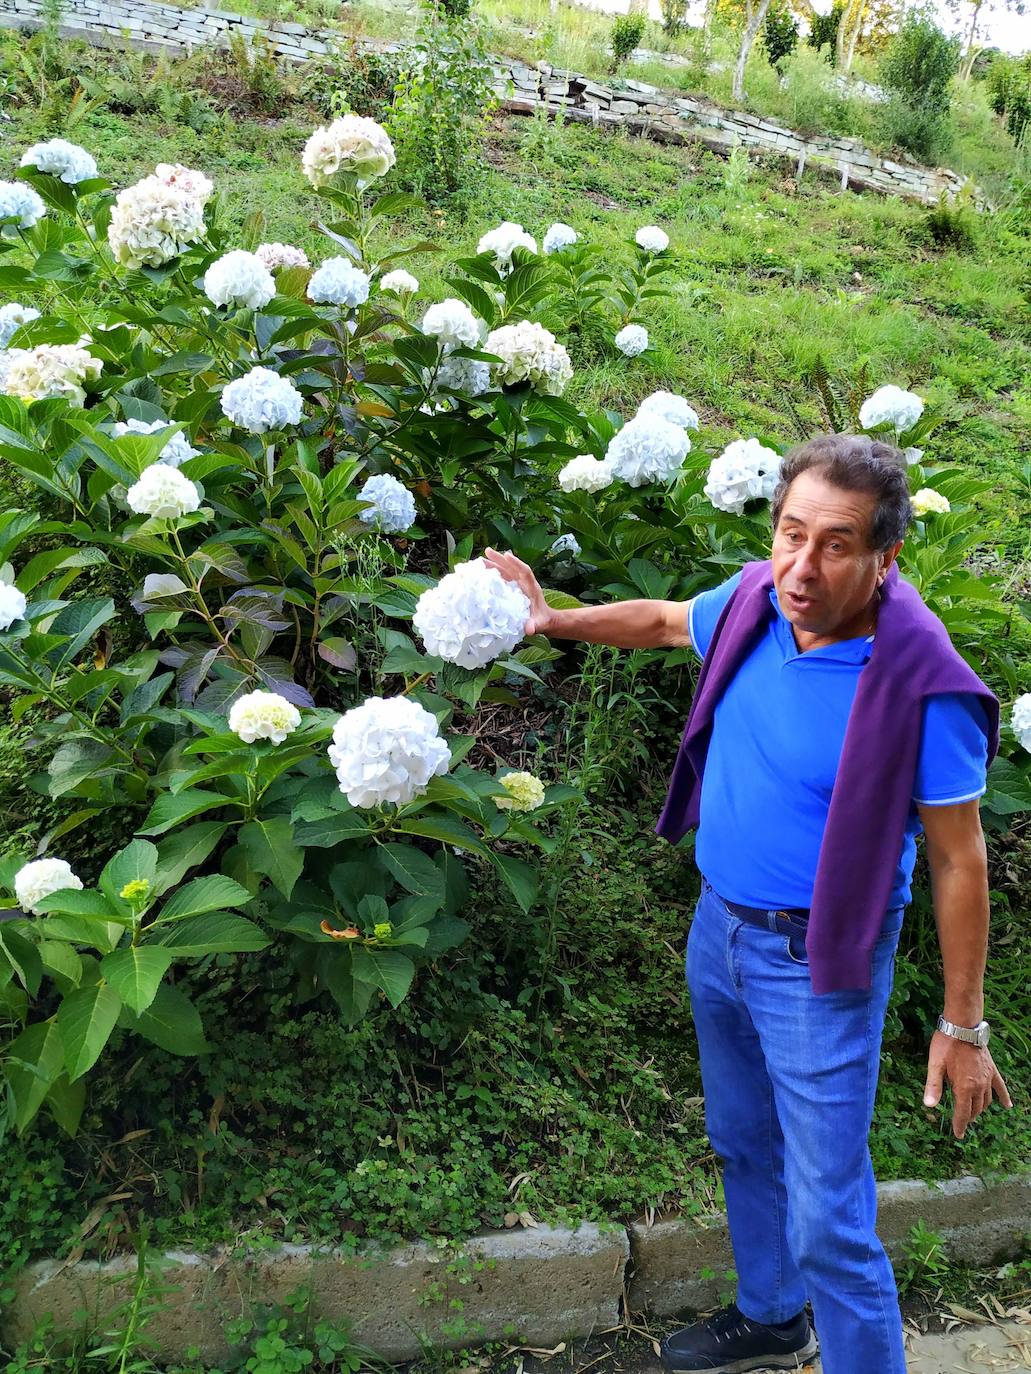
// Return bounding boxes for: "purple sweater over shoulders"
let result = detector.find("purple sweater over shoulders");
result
[655,560,1000,994]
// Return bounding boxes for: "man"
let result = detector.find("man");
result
[484,434,1012,1374]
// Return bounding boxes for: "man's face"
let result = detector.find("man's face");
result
[771,469,900,641]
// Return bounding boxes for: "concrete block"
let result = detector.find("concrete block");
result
[877,1176,1031,1266]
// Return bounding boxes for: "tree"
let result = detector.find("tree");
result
[732,0,776,101]
[948,0,1027,81]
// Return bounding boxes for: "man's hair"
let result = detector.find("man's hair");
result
[769,433,913,551]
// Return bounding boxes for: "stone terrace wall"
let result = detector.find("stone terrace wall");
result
[0,0,982,208]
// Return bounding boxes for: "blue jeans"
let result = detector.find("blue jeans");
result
[685,880,906,1374]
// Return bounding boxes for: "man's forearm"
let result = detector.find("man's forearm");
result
[930,860,990,1026]
[544,599,687,650]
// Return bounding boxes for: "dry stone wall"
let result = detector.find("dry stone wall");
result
[0,0,982,208]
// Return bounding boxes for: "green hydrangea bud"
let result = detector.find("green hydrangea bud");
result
[119,878,151,903]
[373,922,392,939]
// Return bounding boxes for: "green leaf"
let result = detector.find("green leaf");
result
[57,982,122,1081]
[393,815,488,857]
[351,947,415,1008]
[38,940,83,987]
[378,842,445,898]
[44,1073,86,1137]
[99,840,158,910]
[153,875,253,922]
[239,818,303,898]
[5,1019,65,1133]
[292,813,372,848]
[48,597,116,670]
[149,911,269,956]
[489,852,539,913]
[129,983,208,1056]
[34,888,128,921]
[100,947,173,1015]
[138,789,230,836]
[153,822,228,895]
[0,926,43,995]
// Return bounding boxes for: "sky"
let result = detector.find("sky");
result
[938,0,1030,55]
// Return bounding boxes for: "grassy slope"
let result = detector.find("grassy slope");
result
[0,59,1029,1263]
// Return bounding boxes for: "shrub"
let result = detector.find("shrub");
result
[660,0,687,38]
[807,1,842,60]
[610,13,647,72]
[921,191,979,250]
[879,14,960,162]
[763,3,799,70]
[986,53,1031,143]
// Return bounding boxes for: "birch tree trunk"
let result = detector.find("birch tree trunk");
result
[732,0,774,103]
[843,0,868,72]
[959,0,984,80]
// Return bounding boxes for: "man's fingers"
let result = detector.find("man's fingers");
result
[952,1092,973,1139]
[993,1068,1013,1109]
[923,1058,944,1108]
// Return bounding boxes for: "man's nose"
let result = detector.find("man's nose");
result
[794,544,819,579]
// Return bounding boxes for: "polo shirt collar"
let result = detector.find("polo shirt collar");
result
[767,586,874,664]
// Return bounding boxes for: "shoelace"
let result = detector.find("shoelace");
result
[706,1306,751,1346]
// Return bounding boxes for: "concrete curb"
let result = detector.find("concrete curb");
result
[5,1176,1028,1361]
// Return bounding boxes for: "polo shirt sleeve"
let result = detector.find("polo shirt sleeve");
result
[687,572,743,658]
[912,693,989,806]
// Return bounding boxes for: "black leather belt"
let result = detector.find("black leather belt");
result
[704,879,810,934]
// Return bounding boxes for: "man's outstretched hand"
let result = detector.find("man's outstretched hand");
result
[923,1033,1012,1139]
[483,547,555,638]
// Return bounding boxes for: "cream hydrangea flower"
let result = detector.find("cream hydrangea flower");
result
[328,696,450,808]
[301,115,396,190]
[704,438,781,514]
[14,857,83,915]
[154,163,213,204]
[126,465,201,520]
[422,299,482,352]
[903,447,924,466]
[0,303,41,350]
[380,268,419,295]
[477,221,537,271]
[255,242,310,272]
[558,454,616,494]
[606,415,690,487]
[494,771,546,812]
[221,367,303,434]
[550,533,581,557]
[483,321,573,396]
[637,390,699,430]
[20,138,97,184]
[542,222,578,254]
[911,488,950,516]
[107,173,207,268]
[2,343,101,406]
[112,417,199,469]
[635,225,669,253]
[307,257,371,307]
[228,690,302,744]
[204,250,276,310]
[615,323,648,357]
[858,385,924,433]
[414,559,530,670]
[1012,694,1031,753]
[0,181,46,229]
[0,580,27,630]
[430,353,492,398]
[357,473,417,533]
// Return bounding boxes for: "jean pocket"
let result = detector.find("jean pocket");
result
[784,931,809,965]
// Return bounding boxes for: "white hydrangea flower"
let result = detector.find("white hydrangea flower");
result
[14,857,83,915]
[2,343,101,406]
[358,473,417,533]
[221,367,303,434]
[637,390,699,430]
[204,250,276,310]
[477,221,538,271]
[606,415,690,487]
[542,222,578,254]
[328,696,450,808]
[494,771,546,812]
[858,385,924,433]
[107,173,206,268]
[1011,693,1031,753]
[20,139,98,184]
[126,465,201,520]
[380,268,419,295]
[704,437,782,515]
[307,256,371,307]
[414,558,530,670]
[551,533,581,557]
[911,487,950,516]
[483,321,573,396]
[903,447,924,466]
[635,225,669,253]
[112,417,199,469]
[0,580,27,630]
[615,323,649,357]
[0,304,41,350]
[154,163,213,205]
[422,299,482,352]
[228,689,302,744]
[255,242,310,272]
[429,353,492,398]
[558,454,616,494]
[302,115,396,190]
[0,181,46,229]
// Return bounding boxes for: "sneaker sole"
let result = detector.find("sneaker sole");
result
[661,1331,819,1374]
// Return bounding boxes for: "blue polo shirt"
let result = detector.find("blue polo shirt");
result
[688,573,988,910]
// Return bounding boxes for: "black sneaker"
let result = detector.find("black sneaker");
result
[659,1303,818,1373]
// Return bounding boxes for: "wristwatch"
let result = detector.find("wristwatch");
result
[936,1015,990,1048]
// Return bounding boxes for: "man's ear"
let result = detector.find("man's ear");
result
[878,541,904,581]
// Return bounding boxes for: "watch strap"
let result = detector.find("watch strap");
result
[936,1015,990,1047]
